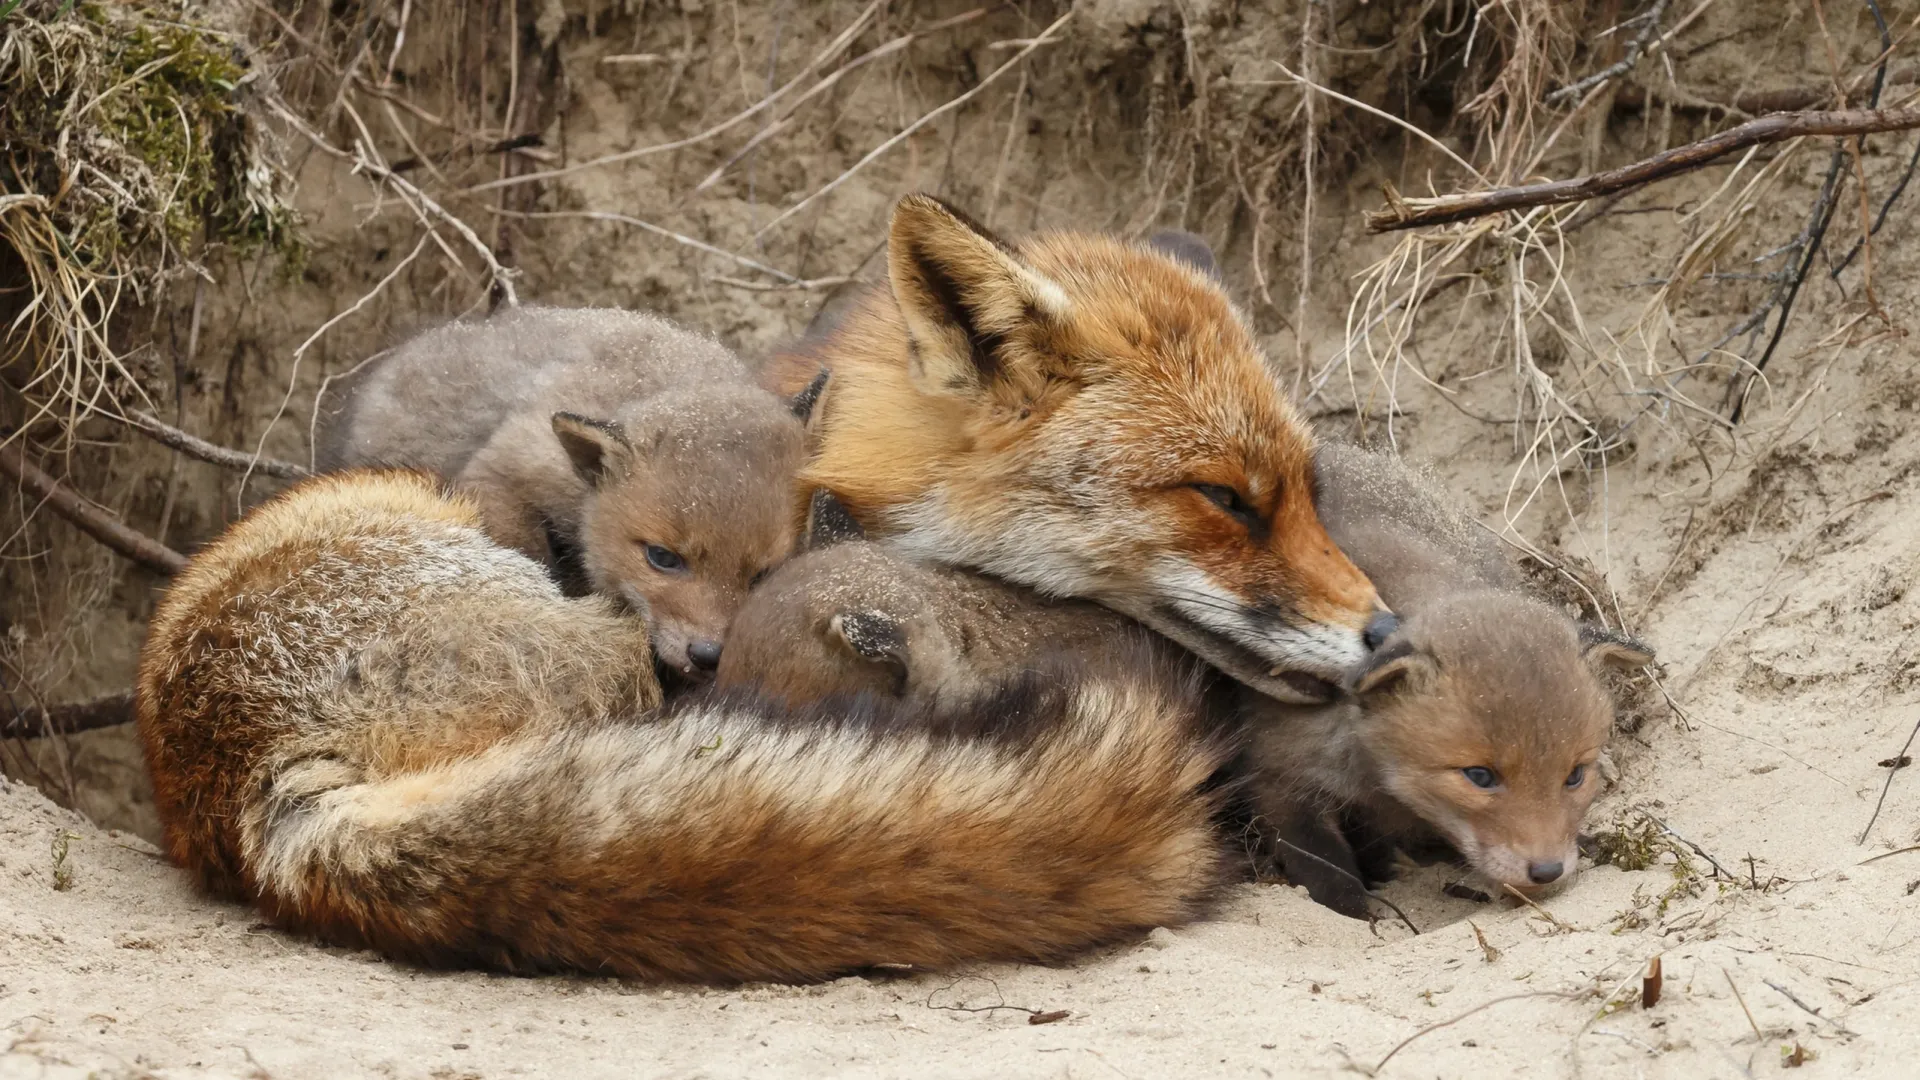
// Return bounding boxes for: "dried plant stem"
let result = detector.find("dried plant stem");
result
[122,411,310,479]
[2,694,134,738]
[752,9,1074,240]
[1366,105,1920,232]
[0,443,186,575]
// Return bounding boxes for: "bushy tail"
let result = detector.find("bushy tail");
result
[241,666,1232,983]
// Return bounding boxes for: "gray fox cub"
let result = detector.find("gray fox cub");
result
[326,305,820,678]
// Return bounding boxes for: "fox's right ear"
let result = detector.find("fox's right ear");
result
[1350,640,1436,697]
[1578,623,1655,670]
[828,610,908,670]
[789,368,830,423]
[806,488,866,550]
[887,193,1070,398]
[551,412,632,487]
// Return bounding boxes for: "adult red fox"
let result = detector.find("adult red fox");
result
[134,470,1231,982]
[764,196,1388,702]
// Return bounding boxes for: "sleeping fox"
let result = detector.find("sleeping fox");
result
[760,197,1390,703]
[326,306,822,678]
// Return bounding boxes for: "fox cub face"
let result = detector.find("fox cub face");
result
[553,382,814,679]
[1351,593,1652,895]
[801,195,1386,702]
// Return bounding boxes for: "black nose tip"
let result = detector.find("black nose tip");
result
[1527,860,1565,885]
[1363,611,1400,651]
[686,639,723,671]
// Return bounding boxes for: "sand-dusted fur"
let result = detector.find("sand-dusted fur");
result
[716,492,1159,710]
[327,306,809,678]
[761,195,1385,704]
[135,471,1233,983]
[1240,443,1652,918]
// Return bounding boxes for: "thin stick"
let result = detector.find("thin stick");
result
[1366,105,1920,232]
[1500,883,1573,931]
[1264,833,1421,935]
[1370,992,1581,1074]
[1724,969,1764,1041]
[1859,713,1919,843]
[463,0,886,196]
[752,9,1074,240]
[0,443,187,575]
[1858,844,1920,865]
[491,209,800,281]
[122,411,309,478]
[2,694,133,738]
[1545,0,1675,105]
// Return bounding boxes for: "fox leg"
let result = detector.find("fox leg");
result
[1268,807,1372,919]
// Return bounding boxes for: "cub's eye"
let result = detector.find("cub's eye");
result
[641,543,686,572]
[1462,766,1500,790]
[1191,483,1261,529]
[748,568,770,589]
[1565,764,1587,789]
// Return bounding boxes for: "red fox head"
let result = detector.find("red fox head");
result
[794,194,1386,700]
[553,382,813,679]
[1351,592,1652,895]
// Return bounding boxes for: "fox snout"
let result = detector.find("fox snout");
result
[1464,835,1581,896]
[616,582,732,680]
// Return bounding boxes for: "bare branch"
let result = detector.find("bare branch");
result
[122,411,310,479]
[2,694,134,738]
[0,442,187,575]
[1366,105,1920,233]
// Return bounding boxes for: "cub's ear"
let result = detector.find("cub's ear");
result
[805,488,866,550]
[1145,230,1221,282]
[829,611,908,668]
[551,412,632,487]
[887,193,1070,398]
[1349,639,1436,697]
[1578,623,1655,670]
[789,367,830,423]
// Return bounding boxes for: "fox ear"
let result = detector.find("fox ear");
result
[789,368,830,423]
[1350,640,1435,697]
[1145,230,1221,282]
[887,193,1070,397]
[1579,624,1654,670]
[551,412,632,487]
[806,488,866,550]
[829,610,908,668]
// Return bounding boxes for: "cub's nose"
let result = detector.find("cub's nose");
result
[1363,611,1401,651]
[686,640,724,671]
[1527,860,1565,885]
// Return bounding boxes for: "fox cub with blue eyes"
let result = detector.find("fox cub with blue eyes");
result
[325,306,824,680]
[1241,441,1653,919]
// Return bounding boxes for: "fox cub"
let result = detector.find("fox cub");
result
[1241,442,1652,918]
[761,195,1389,703]
[135,469,1233,983]
[717,491,1176,710]
[327,305,822,678]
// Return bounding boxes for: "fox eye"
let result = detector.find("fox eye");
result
[1565,764,1587,789]
[1191,483,1261,529]
[1462,766,1499,790]
[641,543,686,573]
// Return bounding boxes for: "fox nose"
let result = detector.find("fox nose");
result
[1527,860,1565,885]
[1363,611,1400,651]
[686,639,723,671]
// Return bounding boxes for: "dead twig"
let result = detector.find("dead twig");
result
[753,9,1074,240]
[1365,105,1920,232]
[121,411,309,479]
[1859,712,1919,844]
[1544,0,1674,106]
[1,694,133,738]
[0,443,186,575]
[1368,991,1583,1074]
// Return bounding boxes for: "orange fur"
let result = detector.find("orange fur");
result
[135,470,1232,983]
[763,195,1385,701]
